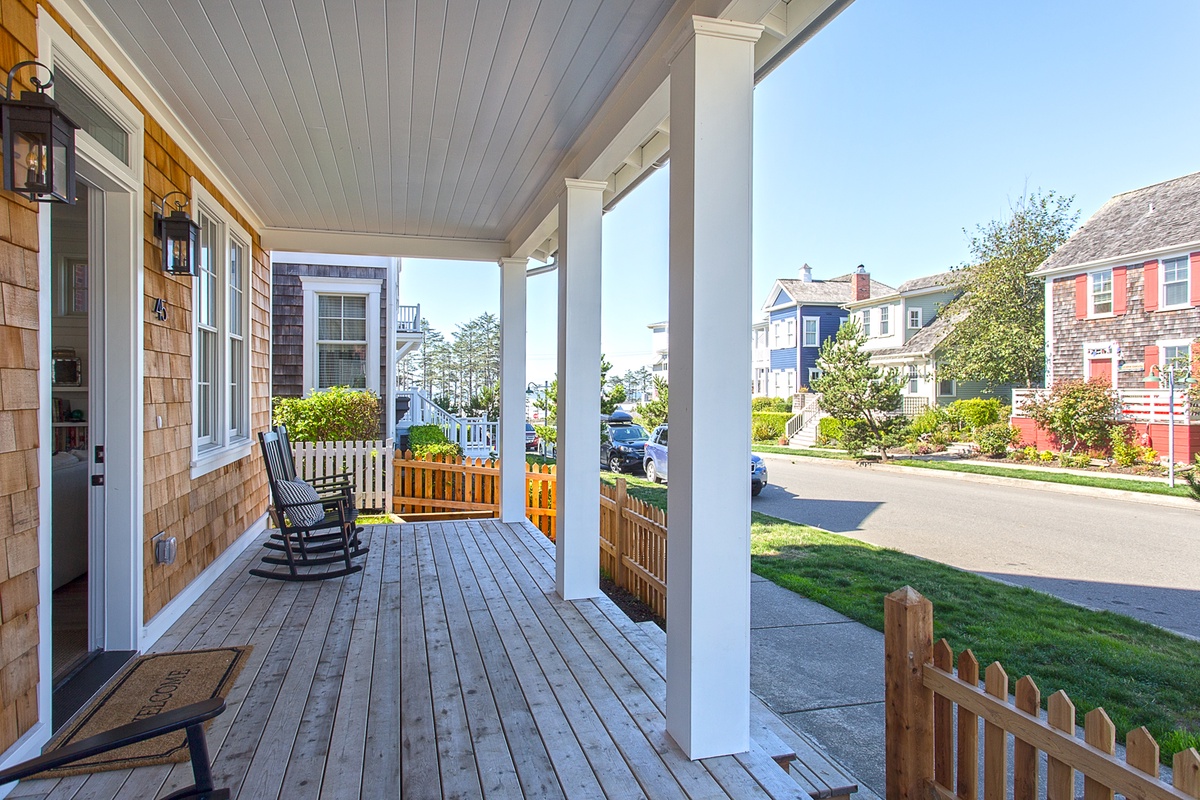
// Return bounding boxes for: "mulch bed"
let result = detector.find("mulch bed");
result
[600,576,664,630]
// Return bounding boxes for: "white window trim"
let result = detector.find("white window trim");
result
[807,367,822,384]
[879,305,891,336]
[1081,341,1118,388]
[908,307,922,330]
[1158,338,1192,373]
[802,316,820,348]
[785,317,796,348]
[191,178,253,478]
[937,377,956,398]
[300,277,382,397]
[1159,253,1191,310]
[907,365,920,394]
[1087,267,1114,318]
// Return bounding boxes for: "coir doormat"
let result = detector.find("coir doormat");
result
[40,646,251,777]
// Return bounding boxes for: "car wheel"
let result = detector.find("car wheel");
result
[609,455,623,473]
[646,460,659,483]
[751,485,763,497]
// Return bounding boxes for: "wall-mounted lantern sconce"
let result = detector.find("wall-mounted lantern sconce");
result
[154,191,201,276]
[0,61,79,204]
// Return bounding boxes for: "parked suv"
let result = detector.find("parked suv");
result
[642,424,768,496]
[600,411,649,473]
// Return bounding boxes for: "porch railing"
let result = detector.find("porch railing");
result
[903,396,930,416]
[885,587,1200,800]
[397,303,421,333]
[396,388,498,456]
[291,439,394,510]
[1012,388,1197,423]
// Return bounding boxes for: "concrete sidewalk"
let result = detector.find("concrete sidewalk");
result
[751,574,887,799]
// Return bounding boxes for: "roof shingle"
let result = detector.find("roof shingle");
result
[773,273,896,305]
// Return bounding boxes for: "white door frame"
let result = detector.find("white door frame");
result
[34,11,145,748]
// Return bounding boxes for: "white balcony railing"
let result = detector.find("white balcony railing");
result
[397,303,421,334]
[1011,388,1197,424]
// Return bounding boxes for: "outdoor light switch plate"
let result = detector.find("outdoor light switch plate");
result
[152,532,177,565]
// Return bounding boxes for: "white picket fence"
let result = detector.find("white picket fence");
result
[290,439,394,511]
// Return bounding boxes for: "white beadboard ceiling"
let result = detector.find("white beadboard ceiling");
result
[80,0,676,244]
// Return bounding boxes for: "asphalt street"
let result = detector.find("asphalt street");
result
[752,454,1200,639]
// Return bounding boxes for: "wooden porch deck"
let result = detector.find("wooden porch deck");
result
[14,520,853,799]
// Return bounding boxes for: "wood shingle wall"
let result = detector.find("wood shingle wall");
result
[0,0,271,755]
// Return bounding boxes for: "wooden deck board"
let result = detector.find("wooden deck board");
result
[12,520,847,800]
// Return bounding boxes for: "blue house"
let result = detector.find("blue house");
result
[753,265,895,397]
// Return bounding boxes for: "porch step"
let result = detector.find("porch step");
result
[631,621,862,800]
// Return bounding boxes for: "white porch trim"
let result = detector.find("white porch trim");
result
[665,15,762,761]
[499,258,529,523]
[297,276,383,397]
[555,179,607,600]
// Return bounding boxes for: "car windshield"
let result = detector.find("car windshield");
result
[610,425,647,442]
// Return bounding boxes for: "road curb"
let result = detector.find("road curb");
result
[754,452,1199,511]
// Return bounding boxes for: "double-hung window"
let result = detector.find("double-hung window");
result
[879,306,891,336]
[1162,256,1189,308]
[908,365,919,394]
[802,317,819,348]
[1161,340,1191,378]
[908,308,922,329]
[1090,269,1113,315]
[862,309,872,337]
[785,318,796,347]
[192,182,252,475]
[317,295,369,388]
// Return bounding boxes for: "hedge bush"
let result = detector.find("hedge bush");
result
[272,387,380,442]
[752,396,793,413]
[816,417,845,447]
[976,422,1019,457]
[946,398,1004,432]
[407,424,462,458]
[751,412,791,442]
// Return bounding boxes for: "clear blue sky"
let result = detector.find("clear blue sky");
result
[398,0,1200,383]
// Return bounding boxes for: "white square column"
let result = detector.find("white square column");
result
[555,178,607,600]
[665,15,762,760]
[499,257,528,523]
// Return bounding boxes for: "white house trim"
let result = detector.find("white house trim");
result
[298,276,384,397]
[1082,341,1119,388]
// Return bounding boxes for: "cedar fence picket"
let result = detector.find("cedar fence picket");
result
[885,586,1200,800]
[291,439,394,510]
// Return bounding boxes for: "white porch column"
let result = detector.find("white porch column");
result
[555,178,607,600]
[499,257,528,523]
[665,16,762,760]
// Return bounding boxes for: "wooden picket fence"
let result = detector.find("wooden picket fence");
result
[392,452,557,538]
[885,587,1200,800]
[291,439,393,510]
[600,478,667,619]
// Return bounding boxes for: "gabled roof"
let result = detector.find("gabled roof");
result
[897,270,956,294]
[868,310,964,361]
[1036,171,1200,274]
[765,273,896,309]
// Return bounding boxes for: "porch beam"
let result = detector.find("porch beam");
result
[665,15,763,760]
[499,257,529,523]
[555,178,607,600]
[259,227,509,262]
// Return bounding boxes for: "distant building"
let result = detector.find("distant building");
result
[754,264,895,397]
[647,320,668,398]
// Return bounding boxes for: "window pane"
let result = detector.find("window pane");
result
[343,296,367,318]
[229,239,244,336]
[197,329,217,441]
[53,70,129,164]
[1165,280,1188,307]
[318,344,367,388]
[229,338,245,436]
[199,215,220,328]
[318,318,342,340]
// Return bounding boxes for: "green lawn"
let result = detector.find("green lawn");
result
[890,458,1196,498]
[598,473,1200,760]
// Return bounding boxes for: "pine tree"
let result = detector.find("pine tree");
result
[811,320,905,459]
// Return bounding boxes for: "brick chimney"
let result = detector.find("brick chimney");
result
[851,265,870,301]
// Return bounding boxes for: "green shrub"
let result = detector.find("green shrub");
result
[1110,425,1139,467]
[533,424,556,445]
[752,396,792,413]
[751,412,790,442]
[272,387,381,442]
[1023,379,1116,454]
[1010,447,1028,462]
[976,423,1019,457]
[1058,451,1093,469]
[1038,449,1055,462]
[816,417,845,447]
[946,398,1004,432]
[908,406,950,437]
[408,424,462,458]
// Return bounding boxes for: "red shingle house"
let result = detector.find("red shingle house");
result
[1013,171,1200,461]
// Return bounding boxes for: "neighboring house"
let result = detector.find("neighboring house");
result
[270,253,422,435]
[756,264,896,397]
[1021,171,1200,460]
[843,269,1006,412]
[647,320,669,399]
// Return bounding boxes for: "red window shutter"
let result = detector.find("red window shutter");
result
[1113,266,1127,314]
[1074,274,1087,319]
[1144,345,1159,387]
[1191,252,1200,307]
[1144,260,1159,311]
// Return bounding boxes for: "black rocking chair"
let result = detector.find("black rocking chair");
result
[252,430,366,582]
[0,698,227,798]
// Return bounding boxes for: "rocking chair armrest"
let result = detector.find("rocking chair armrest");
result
[0,698,226,784]
[307,473,353,485]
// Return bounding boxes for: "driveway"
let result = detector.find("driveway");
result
[753,454,1200,639]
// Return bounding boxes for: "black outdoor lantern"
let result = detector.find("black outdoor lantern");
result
[0,61,79,204]
[154,191,201,276]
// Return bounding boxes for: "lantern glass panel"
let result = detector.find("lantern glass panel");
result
[52,139,67,199]
[12,130,47,194]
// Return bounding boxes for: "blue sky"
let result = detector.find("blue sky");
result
[399,0,1200,382]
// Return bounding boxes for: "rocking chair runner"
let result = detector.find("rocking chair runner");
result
[253,430,367,582]
[0,699,228,798]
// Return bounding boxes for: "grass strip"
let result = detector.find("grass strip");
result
[891,458,1195,498]
[752,445,855,459]
[600,472,1199,760]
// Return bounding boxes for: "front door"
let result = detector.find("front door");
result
[1088,358,1113,386]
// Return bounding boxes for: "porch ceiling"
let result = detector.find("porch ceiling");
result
[73,0,850,260]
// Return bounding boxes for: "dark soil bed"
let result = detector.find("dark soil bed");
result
[600,576,664,630]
